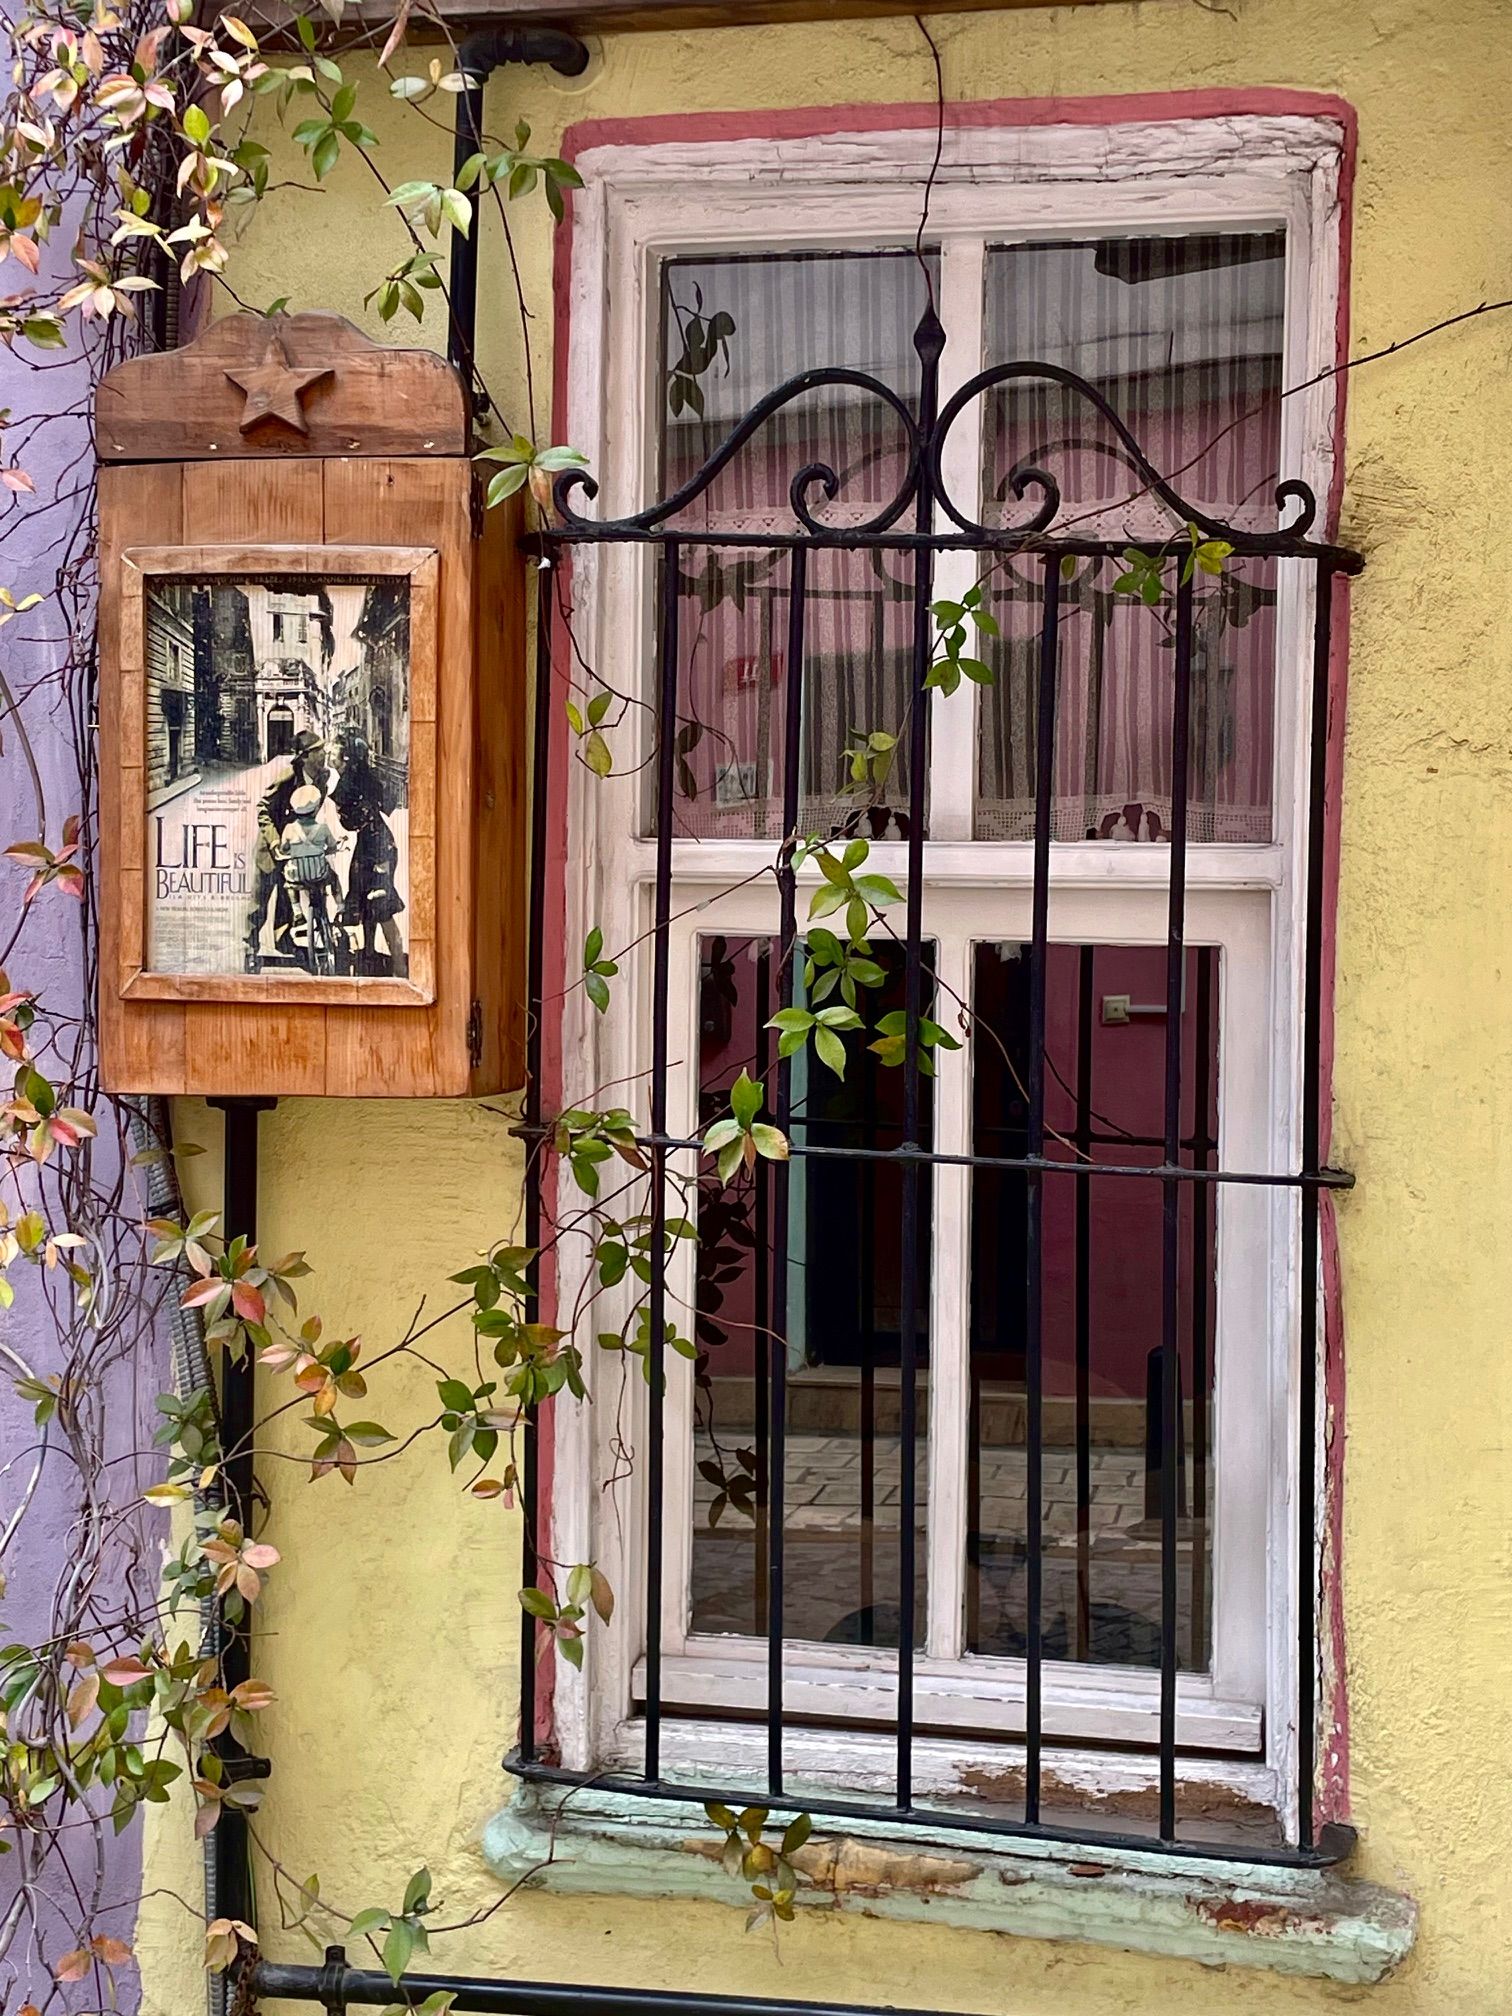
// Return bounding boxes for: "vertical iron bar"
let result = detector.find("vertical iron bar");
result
[859,1048,877,1641]
[1074,945,1095,1664]
[894,312,942,1811]
[753,944,772,1636]
[1023,554,1061,1822]
[1189,947,1213,1667]
[1298,564,1335,1851]
[965,1371,981,1652]
[766,545,809,1795]
[644,542,681,1783]
[1158,571,1196,1840]
[517,558,556,1763]
[206,1096,273,1941]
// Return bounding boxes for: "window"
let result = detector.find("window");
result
[522,113,1354,1864]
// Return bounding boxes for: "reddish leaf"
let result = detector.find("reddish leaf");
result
[101,1656,149,1685]
[230,1279,265,1324]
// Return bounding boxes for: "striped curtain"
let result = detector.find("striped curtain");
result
[977,233,1285,844]
[658,250,935,841]
[652,233,1285,847]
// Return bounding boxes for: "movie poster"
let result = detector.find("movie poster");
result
[143,572,411,980]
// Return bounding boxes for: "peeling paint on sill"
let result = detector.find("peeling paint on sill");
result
[684,1833,984,1897]
[482,1785,1417,1986]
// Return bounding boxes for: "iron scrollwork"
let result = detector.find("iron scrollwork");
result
[549,306,1349,564]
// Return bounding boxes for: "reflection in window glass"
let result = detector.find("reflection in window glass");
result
[976,233,1285,843]
[968,942,1218,1674]
[691,935,930,1650]
[654,251,938,841]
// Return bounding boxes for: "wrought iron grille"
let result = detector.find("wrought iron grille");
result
[510,300,1363,1870]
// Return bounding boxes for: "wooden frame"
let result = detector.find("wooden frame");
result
[115,542,438,1011]
[543,110,1346,1823]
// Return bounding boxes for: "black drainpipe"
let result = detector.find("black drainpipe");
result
[448,30,590,405]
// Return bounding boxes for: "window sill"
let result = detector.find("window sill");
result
[483,1784,1415,1986]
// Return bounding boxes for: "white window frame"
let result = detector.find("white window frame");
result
[544,110,1344,1825]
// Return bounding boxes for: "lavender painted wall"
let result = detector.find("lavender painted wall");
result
[0,187,163,2011]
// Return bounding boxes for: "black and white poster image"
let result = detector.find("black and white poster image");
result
[144,573,411,980]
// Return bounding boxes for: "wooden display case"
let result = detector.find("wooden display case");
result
[96,311,525,1097]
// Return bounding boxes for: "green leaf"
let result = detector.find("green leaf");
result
[584,971,610,1014]
[584,926,603,967]
[765,1008,813,1033]
[182,104,211,146]
[343,1422,394,1447]
[583,730,613,778]
[534,444,589,471]
[749,1124,789,1162]
[311,129,340,181]
[401,1866,432,1915]
[382,1917,415,1985]
[519,1588,556,1619]
[782,1811,812,1854]
[729,1069,762,1130]
[348,1907,390,1939]
[486,465,529,508]
[813,1026,846,1079]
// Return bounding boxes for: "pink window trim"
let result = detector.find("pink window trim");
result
[533,87,1355,1823]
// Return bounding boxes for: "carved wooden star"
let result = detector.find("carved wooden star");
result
[224,335,333,435]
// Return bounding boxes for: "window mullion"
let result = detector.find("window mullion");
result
[925,924,973,1661]
[927,237,986,843]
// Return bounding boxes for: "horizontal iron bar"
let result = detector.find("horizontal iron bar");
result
[514,1122,1354,1190]
[505,1755,1357,1872]
[527,529,1365,572]
[256,1957,969,2016]
[256,1958,952,2016]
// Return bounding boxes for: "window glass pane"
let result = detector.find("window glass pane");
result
[976,233,1284,842]
[968,942,1218,1674]
[691,934,931,1651]
[653,251,937,841]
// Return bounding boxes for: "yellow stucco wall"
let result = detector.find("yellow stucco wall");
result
[135,0,1512,2008]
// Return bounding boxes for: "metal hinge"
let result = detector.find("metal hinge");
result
[469,479,486,540]
[466,998,483,1067]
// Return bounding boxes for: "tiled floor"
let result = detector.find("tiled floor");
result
[691,1429,1210,1666]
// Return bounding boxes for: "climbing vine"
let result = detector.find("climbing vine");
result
[0,2,1502,2008]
